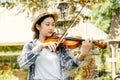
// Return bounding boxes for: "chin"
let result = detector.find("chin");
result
[46,34,52,37]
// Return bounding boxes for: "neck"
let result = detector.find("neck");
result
[38,34,46,42]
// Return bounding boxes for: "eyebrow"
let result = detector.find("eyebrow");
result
[44,21,55,23]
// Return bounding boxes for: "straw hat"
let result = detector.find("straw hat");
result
[32,8,58,31]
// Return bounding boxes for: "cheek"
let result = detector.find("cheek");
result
[40,29,47,34]
[40,28,49,35]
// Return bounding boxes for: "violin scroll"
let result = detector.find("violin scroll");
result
[93,40,107,49]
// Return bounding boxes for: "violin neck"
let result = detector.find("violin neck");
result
[65,37,85,42]
[65,37,98,43]
[65,37,107,49]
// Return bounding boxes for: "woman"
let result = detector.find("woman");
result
[17,9,92,80]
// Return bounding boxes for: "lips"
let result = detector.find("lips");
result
[48,32,53,34]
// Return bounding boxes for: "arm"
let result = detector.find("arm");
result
[17,41,41,69]
[63,39,92,70]
[62,51,91,70]
[17,40,62,69]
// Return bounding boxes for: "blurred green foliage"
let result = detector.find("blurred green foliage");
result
[0,70,19,80]
[90,0,120,33]
[0,46,23,52]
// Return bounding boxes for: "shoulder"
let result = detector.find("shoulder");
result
[23,39,38,48]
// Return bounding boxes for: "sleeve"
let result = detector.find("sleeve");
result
[72,54,88,67]
[62,49,86,70]
[17,41,41,69]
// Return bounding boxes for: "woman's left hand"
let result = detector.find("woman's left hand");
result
[78,39,92,60]
[81,39,93,56]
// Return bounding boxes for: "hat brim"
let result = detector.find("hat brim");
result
[31,12,58,32]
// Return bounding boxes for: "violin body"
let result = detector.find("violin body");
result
[44,36,82,49]
[61,39,81,49]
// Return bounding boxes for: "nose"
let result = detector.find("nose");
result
[49,25,54,29]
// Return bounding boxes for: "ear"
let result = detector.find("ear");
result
[36,24,40,30]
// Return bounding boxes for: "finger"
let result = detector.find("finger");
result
[85,39,92,43]
[55,42,58,46]
[51,42,57,52]
[90,40,93,43]
[86,39,90,42]
[49,42,57,52]
[82,41,85,44]
[47,43,53,51]
[89,38,93,43]
[90,38,93,43]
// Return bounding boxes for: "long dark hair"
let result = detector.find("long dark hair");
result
[32,15,55,39]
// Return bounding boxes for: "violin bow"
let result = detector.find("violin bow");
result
[57,1,90,45]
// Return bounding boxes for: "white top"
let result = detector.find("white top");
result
[34,48,61,80]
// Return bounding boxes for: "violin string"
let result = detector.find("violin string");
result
[57,2,89,45]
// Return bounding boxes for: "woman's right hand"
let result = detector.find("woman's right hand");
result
[38,42,58,52]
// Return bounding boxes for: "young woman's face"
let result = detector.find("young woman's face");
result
[39,17,55,37]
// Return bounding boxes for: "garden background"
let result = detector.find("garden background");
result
[0,0,120,80]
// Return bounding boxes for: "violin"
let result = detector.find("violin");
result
[44,33,107,49]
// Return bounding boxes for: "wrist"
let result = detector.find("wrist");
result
[77,54,86,61]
